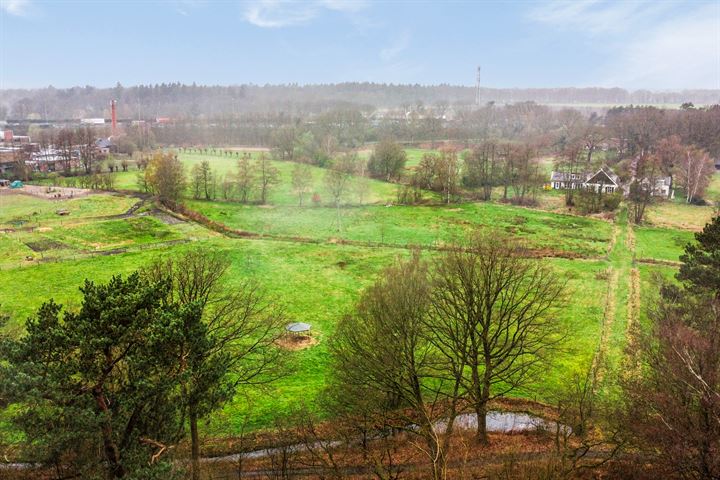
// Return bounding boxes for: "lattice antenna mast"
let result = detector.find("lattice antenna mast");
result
[475,66,482,106]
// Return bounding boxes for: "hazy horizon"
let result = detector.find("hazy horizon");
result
[1,0,718,91]
[2,82,719,94]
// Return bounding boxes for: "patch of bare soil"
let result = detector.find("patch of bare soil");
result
[275,334,318,351]
[1,185,93,199]
[149,209,185,225]
[24,239,68,252]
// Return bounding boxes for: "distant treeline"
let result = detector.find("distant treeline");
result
[2,83,720,119]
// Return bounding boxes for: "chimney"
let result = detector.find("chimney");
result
[111,100,117,136]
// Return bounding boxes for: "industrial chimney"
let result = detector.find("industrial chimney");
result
[111,100,117,137]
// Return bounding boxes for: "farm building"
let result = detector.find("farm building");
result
[95,138,115,155]
[550,167,622,193]
[550,166,672,198]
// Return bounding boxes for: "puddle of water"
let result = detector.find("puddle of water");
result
[206,411,560,464]
[435,411,554,433]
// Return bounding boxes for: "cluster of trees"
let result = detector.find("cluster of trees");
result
[0,248,285,480]
[187,154,281,204]
[143,149,373,217]
[551,105,719,222]
[620,215,720,478]
[142,151,277,207]
[327,233,566,478]
[393,141,544,206]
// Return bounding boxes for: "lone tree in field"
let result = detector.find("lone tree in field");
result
[291,162,313,206]
[427,232,566,444]
[0,274,195,479]
[143,248,286,480]
[330,254,460,480]
[145,151,187,207]
[324,154,356,231]
[255,153,281,204]
[368,138,407,181]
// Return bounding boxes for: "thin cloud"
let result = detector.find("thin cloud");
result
[173,0,206,17]
[1,0,32,16]
[380,31,410,62]
[528,0,672,35]
[528,0,720,89]
[243,0,368,28]
[601,3,720,90]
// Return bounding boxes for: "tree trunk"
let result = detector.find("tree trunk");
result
[476,374,491,444]
[93,387,126,478]
[475,402,488,444]
[190,404,200,480]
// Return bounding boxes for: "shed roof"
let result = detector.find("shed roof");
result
[286,322,311,333]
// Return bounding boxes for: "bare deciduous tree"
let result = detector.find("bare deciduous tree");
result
[291,162,313,206]
[677,146,715,203]
[256,153,281,204]
[623,288,720,479]
[235,153,256,203]
[330,254,458,480]
[427,232,566,444]
[324,154,356,231]
[462,141,497,201]
[142,248,286,480]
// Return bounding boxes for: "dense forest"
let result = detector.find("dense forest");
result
[2,83,719,120]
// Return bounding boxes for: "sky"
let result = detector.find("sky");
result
[1,0,719,90]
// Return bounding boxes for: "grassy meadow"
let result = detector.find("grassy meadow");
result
[1,152,714,439]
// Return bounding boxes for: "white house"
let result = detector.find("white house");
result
[550,166,672,198]
[550,167,621,194]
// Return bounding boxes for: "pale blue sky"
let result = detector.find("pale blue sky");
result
[1,0,719,90]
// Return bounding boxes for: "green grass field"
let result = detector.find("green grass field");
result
[635,226,694,262]
[0,227,608,434]
[187,199,612,257]
[2,153,713,440]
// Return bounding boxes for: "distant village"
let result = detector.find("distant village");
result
[0,100,172,176]
[0,128,116,175]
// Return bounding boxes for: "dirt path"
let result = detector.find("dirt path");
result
[592,267,618,383]
[0,185,94,200]
[591,208,637,384]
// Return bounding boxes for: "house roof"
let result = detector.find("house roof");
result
[586,167,620,187]
[550,171,589,182]
[95,138,113,149]
[286,322,311,333]
[550,166,621,186]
